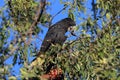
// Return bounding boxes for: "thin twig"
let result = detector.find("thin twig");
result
[49,5,68,26]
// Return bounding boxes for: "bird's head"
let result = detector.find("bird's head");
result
[62,18,76,36]
[62,18,76,27]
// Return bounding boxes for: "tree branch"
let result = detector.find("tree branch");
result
[4,0,47,62]
[26,0,46,35]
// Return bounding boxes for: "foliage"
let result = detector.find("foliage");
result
[0,0,120,80]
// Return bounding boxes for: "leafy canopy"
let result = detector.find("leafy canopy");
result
[0,0,120,80]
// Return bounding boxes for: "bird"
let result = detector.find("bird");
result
[30,18,76,80]
[31,17,76,65]
[38,18,76,55]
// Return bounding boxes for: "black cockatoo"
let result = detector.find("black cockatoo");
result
[30,18,75,80]
[38,18,76,55]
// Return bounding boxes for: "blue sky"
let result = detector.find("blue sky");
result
[0,0,4,7]
[0,0,93,79]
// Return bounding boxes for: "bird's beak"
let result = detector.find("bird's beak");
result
[68,26,77,36]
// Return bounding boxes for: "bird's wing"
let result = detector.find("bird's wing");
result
[40,26,56,52]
